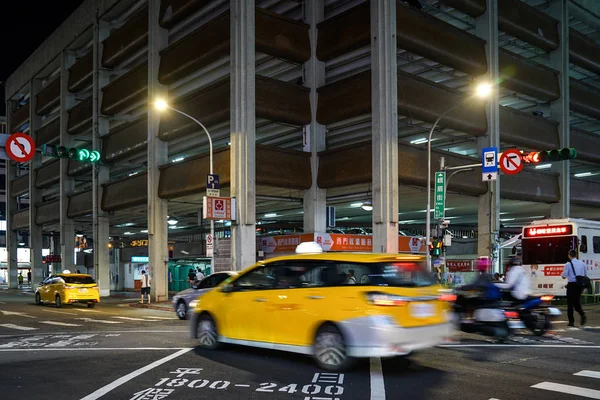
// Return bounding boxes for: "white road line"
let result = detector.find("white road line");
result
[75,318,123,324]
[73,309,101,313]
[235,384,251,387]
[43,309,77,316]
[0,324,38,331]
[79,348,193,400]
[0,301,6,304]
[112,316,159,322]
[370,357,386,400]
[531,382,600,399]
[0,329,187,338]
[39,321,82,327]
[0,310,36,318]
[440,344,600,349]
[575,370,600,379]
[142,316,174,320]
[0,347,189,352]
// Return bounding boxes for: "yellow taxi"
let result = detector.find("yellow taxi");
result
[35,273,100,308]
[190,243,453,371]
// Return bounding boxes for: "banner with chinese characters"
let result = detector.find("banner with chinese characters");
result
[446,260,473,272]
[316,233,372,252]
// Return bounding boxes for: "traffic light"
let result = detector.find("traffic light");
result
[41,144,101,163]
[522,148,577,164]
[429,239,443,257]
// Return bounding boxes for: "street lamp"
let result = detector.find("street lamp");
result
[154,98,215,273]
[424,82,492,271]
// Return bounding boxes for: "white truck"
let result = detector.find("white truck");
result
[521,218,600,296]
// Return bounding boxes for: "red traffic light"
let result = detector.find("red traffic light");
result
[522,151,540,164]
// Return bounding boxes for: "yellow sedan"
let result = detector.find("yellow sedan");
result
[35,273,100,308]
[190,252,453,371]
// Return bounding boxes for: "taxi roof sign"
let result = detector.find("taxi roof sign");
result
[295,242,323,254]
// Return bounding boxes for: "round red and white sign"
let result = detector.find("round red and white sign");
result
[6,133,35,163]
[499,149,523,175]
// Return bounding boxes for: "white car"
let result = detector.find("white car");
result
[172,271,237,319]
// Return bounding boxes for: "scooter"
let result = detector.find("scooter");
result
[502,295,562,336]
[452,289,511,340]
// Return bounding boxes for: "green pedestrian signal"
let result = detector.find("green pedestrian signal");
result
[41,144,101,163]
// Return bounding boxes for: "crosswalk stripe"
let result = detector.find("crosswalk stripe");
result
[39,321,82,327]
[112,316,159,322]
[532,382,600,399]
[0,324,38,331]
[575,371,600,380]
[75,318,122,324]
[43,309,77,315]
[73,309,101,313]
[142,316,174,320]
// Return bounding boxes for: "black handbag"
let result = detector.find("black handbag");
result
[570,261,593,293]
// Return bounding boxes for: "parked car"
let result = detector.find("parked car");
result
[172,271,237,319]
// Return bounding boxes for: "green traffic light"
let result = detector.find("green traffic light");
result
[89,150,100,163]
[537,147,577,163]
[78,149,90,161]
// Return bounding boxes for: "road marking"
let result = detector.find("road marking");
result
[440,344,600,349]
[73,308,101,313]
[39,321,82,327]
[370,357,386,400]
[531,382,600,399]
[1,310,36,318]
[112,316,159,322]
[142,316,174,320]
[0,301,6,304]
[0,324,38,331]
[0,347,189,352]
[75,318,122,324]
[575,371,600,379]
[79,348,193,400]
[0,329,188,338]
[43,309,77,316]
[235,384,250,387]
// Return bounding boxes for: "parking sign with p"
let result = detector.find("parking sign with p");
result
[207,174,220,197]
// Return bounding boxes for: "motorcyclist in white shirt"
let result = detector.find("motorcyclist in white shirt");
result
[494,257,532,302]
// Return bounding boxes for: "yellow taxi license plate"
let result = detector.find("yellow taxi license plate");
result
[79,289,88,293]
[410,302,435,318]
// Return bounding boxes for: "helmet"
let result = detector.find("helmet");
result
[476,257,491,272]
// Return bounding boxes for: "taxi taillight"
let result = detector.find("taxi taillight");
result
[365,292,408,306]
[438,294,457,302]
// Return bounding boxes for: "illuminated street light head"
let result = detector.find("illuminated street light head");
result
[475,82,492,98]
[154,98,168,111]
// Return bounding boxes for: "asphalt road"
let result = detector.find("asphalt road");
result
[1,290,600,400]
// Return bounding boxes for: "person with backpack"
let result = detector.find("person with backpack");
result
[561,249,587,327]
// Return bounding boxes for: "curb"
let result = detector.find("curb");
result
[128,302,173,312]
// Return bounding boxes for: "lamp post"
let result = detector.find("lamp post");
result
[154,99,215,274]
[425,83,492,271]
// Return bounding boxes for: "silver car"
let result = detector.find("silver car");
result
[172,271,237,319]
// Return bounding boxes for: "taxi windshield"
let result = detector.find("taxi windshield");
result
[61,275,96,285]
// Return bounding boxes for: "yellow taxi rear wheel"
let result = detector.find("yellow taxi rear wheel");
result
[197,314,220,350]
[55,295,62,308]
[313,324,354,372]
[87,302,95,308]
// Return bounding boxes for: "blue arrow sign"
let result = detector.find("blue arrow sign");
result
[207,174,220,189]
[481,147,498,174]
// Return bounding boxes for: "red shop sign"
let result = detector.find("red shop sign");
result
[447,260,473,272]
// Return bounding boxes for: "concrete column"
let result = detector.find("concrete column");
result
[475,0,500,270]
[147,0,169,301]
[60,50,76,270]
[29,79,44,288]
[302,0,327,234]
[230,0,256,270]
[370,0,399,254]
[549,0,570,218]
[93,17,111,296]
[5,100,18,288]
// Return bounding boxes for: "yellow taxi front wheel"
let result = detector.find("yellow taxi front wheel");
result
[55,294,62,308]
[313,324,354,372]
[35,292,41,305]
[196,314,220,350]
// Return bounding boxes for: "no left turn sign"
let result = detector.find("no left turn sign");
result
[499,149,523,175]
[6,133,36,163]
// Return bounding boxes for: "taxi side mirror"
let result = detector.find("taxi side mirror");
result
[221,284,234,293]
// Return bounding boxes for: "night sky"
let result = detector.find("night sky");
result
[1,1,84,114]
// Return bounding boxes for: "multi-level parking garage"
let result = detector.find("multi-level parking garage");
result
[4,0,600,300]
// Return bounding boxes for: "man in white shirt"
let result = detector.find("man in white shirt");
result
[196,268,205,283]
[140,270,151,304]
[495,258,532,301]
[561,250,587,327]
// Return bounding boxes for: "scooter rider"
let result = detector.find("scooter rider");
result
[455,258,501,316]
[495,256,532,302]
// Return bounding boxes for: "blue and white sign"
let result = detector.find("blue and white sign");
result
[481,147,498,181]
[206,174,220,197]
[131,256,149,263]
[207,174,220,189]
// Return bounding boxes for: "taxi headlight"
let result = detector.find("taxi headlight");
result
[189,300,199,309]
